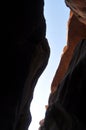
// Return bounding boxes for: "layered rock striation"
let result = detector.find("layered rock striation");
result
[65,0,86,25]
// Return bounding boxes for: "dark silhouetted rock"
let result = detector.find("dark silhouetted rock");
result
[1,0,50,130]
[39,39,86,130]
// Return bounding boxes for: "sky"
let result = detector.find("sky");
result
[29,0,69,130]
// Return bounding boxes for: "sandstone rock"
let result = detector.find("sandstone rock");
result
[51,10,86,94]
[65,0,86,24]
[40,39,86,130]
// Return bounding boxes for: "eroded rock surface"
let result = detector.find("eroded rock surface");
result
[51,10,86,93]
[39,1,86,130]
[39,39,86,130]
[65,0,86,24]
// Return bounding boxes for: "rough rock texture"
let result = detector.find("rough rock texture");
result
[1,0,50,130]
[51,10,86,93]
[39,1,86,130]
[65,0,86,25]
[39,39,86,130]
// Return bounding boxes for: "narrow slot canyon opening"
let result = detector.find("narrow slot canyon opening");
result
[29,1,69,130]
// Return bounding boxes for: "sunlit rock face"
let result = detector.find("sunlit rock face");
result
[39,39,86,130]
[65,0,86,24]
[51,10,86,93]
[1,0,50,130]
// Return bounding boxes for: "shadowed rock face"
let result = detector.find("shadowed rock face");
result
[1,0,50,130]
[40,39,86,130]
[65,0,86,24]
[51,10,86,93]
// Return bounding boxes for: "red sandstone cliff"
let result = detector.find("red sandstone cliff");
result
[51,10,86,93]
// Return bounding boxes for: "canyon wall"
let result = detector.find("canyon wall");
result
[39,0,86,130]
[51,10,86,94]
[65,0,86,25]
[1,0,86,130]
[1,1,50,130]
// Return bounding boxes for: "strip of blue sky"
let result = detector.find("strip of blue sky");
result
[29,1,69,130]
